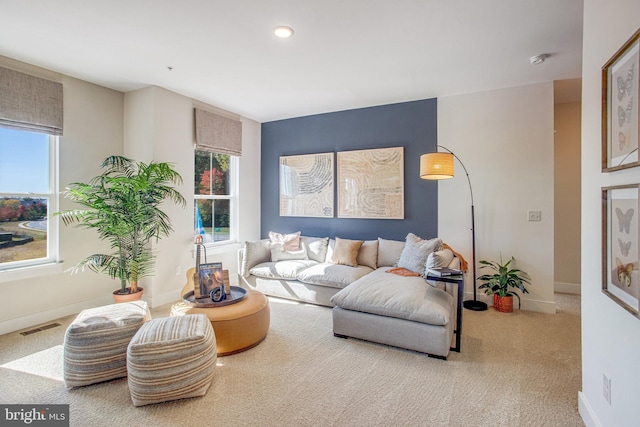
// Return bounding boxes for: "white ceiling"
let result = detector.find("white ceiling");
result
[0,0,584,123]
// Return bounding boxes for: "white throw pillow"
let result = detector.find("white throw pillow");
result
[397,233,443,274]
[426,248,455,269]
[270,242,308,261]
[300,236,329,262]
[269,231,301,251]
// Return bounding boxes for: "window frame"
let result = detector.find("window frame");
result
[194,150,238,247]
[0,133,60,278]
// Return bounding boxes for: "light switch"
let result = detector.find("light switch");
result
[528,210,542,222]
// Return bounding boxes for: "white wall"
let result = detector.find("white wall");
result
[123,86,262,308]
[580,1,640,426]
[554,101,582,293]
[438,83,556,313]
[0,63,262,334]
[0,56,126,333]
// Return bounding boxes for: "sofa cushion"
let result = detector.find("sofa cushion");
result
[270,242,308,261]
[377,238,405,267]
[356,240,379,269]
[269,231,301,250]
[330,237,363,267]
[297,263,374,289]
[330,267,452,326]
[397,233,442,274]
[250,260,318,280]
[241,239,271,277]
[300,236,329,262]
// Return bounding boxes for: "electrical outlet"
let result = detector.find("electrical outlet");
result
[528,210,542,222]
[175,266,182,276]
[603,373,611,405]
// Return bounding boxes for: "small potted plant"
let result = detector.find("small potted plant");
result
[56,155,186,302]
[478,255,531,313]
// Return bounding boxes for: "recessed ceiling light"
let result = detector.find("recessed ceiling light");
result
[529,54,549,65]
[274,26,294,38]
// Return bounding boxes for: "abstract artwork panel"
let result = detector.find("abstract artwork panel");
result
[279,152,334,217]
[337,147,404,219]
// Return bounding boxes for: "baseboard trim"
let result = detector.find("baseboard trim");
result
[555,281,581,295]
[579,391,600,427]
[464,292,556,314]
[0,295,112,336]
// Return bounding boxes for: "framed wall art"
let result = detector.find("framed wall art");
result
[279,152,334,217]
[337,147,404,219]
[602,27,640,172]
[602,184,640,319]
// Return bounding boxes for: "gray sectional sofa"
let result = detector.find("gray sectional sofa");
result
[237,233,463,358]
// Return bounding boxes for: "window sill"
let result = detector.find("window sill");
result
[0,261,65,283]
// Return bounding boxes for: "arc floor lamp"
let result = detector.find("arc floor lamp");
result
[420,145,488,311]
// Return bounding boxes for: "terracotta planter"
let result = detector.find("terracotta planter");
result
[493,294,513,313]
[112,287,144,303]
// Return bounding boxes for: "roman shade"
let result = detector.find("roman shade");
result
[0,66,63,136]
[194,108,242,156]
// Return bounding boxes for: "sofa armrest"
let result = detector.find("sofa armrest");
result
[238,239,271,277]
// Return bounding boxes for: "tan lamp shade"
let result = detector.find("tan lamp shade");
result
[420,153,454,180]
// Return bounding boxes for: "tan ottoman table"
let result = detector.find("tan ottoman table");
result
[171,289,270,356]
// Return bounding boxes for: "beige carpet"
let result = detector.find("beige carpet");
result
[0,294,583,426]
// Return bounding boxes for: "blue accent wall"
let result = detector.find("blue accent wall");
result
[260,98,438,241]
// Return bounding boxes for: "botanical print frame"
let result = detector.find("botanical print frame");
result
[337,147,404,219]
[602,184,640,319]
[602,27,640,172]
[279,152,334,217]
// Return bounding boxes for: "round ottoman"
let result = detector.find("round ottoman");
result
[171,290,270,356]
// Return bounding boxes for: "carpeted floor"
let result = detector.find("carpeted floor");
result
[0,294,583,426]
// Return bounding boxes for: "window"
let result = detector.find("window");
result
[194,149,237,244]
[0,128,58,270]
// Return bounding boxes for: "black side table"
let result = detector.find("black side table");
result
[426,274,464,353]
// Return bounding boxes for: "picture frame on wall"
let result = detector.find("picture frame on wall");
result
[602,27,640,172]
[337,146,404,219]
[602,184,640,319]
[279,152,334,217]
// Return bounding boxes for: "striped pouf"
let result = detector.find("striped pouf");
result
[63,301,151,388]
[126,314,217,406]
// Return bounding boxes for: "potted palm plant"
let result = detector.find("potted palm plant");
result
[57,155,186,302]
[477,255,531,313]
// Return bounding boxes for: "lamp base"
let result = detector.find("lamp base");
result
[463,300,488,311]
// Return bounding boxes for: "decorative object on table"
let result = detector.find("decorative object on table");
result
[56,155,186,302]
[602,184,640,319]
[279,152,334,217]
[201,262,226,302]
[427,267,463,277]
[602,27,640,172]
[337,147,404,219]
[182,269,247,308]
[420,145,487,311]
[187,235,206,299]
[477,255,531,313]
